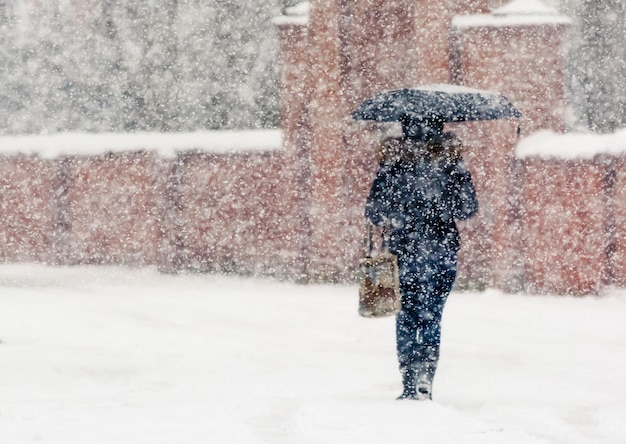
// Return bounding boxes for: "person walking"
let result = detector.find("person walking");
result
[365,116,479,400]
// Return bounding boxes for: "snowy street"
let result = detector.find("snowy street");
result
[0,265,624,443]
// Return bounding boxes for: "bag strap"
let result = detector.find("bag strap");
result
[362,222,373,258]
[381,221,391,253]
[363,221,392,256]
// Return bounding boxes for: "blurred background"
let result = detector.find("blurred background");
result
[0,0,623,136]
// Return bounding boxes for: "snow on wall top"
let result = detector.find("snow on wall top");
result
[493,0,559,16]
[516,129,626,160]
[453,0,571,28]
[0,130,283,159]
[273,1,310,26]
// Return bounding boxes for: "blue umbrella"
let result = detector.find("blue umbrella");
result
[352,84,522,124]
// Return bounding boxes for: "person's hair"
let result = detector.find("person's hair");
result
[376,131,462,165]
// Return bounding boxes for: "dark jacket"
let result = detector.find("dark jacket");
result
[365,139,478,258]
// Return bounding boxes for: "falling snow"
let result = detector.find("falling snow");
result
[0,1,625,442]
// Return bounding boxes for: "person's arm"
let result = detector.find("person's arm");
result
[365,167,391,226]
[450,159,479,220]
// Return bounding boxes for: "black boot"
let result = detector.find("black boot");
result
[397,366,417,400]
[415,345,439,400]
[415,366,434,400]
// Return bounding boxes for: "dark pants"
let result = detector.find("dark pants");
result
[395,247,457,369]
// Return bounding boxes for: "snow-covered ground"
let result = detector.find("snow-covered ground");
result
[0,265,624,444]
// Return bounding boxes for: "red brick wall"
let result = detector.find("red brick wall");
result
[173,152,302,276]
[0,155,56,262]
[2,144,625,294]
[3,3,623,295]
[518,158,607,295]
[62,152,168,265]
[0,149,304,278]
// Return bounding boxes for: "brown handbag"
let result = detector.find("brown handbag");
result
[358,223,401,318]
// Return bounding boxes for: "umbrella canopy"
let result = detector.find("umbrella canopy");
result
[352,84,523,124]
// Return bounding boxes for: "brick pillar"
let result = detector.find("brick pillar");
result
[341,0,427,279]
[275,5,315,280]
[300,0,353,279]
[606,154,626,288]
[452,10,571,134]
[348,0,421,97]
[332,0,505,278]
[347,0,510,98]
[275,7,310,156]
[275,1,349,279]
[274,0,561,282]
[450,1,572,291]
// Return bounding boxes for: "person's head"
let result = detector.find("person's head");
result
[399,114,444,143]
